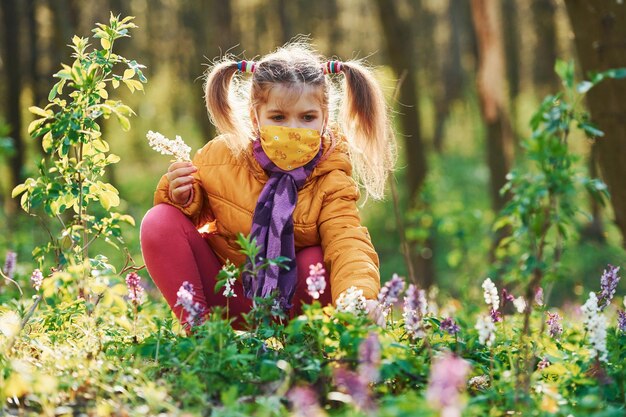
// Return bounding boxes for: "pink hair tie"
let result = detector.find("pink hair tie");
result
[322,61,343,74]
[237,60,256,73]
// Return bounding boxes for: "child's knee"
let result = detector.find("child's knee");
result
[140,204,185,244]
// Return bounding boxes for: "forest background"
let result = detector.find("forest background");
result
[1,0,625,306]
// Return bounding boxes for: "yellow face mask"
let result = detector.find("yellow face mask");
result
[259,125,322,171]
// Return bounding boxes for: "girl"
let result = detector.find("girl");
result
[140,41,395,329]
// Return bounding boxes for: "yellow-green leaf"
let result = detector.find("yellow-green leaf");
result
[27,118,46,135]
[100,37,111,50]
[122,79,135,93]
[98,89,109,99]
[11,183,28,198]
[123,68,135,80]
[42,131,53,152]
[28,106,52,118]
[93,139,110,152]
[112,79,120,89]
[116,114,130,131]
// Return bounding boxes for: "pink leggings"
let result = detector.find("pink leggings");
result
[140,204,332,328]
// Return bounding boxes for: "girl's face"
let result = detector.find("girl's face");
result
[254,83,326,132]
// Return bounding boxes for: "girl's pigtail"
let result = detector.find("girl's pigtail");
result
[340,61,396,200]
[204,60,250,153]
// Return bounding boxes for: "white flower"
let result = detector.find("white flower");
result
[581,292,608,362]
[482,278,500,311]
[336,286,367,316]
[146,130,191,161]
[475,315,496,346]
[222,277,237,298]
[306,263,326,300]
[513,296,527,314]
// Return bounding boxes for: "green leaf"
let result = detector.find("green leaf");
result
[554,60,574,89]
[115,114,130,131]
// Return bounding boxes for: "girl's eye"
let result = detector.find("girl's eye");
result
[270,115,284,121]
[303,115,316,122]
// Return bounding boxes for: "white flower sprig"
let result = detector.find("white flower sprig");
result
[482,278,500,311]
[147,130,191,162]
[581,292,608,363]
[336,286,367,316]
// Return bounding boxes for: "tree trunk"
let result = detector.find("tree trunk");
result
[470,0,515,214]
[433,0,469,153]
[1,0,25,214]
[374,0,434,289]
[580,145,606,243]
[531,0,560,96]
[501,0,522,150]
[564,0,626,248]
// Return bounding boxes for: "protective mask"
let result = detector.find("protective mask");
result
[259,125,322,171]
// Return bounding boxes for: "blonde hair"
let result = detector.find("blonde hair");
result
[203,41,396,200]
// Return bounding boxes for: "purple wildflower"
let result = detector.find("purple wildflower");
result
[426,352,471,417]
[287,386,326,417]
[30,269,44,291]
[546,311,563,338]
[501,288,515,303]
[306,262,326,300]
[3,251,16,279]
[378,273,406,314]
[490,308,502,323]
[333,367,375,412]
[617,310,626,333]
[125,272,145,306]
[175,281,205,326]
[535,286,544,306]
[537,357,550,370]
[403,284,428,339]
[440,317,461,335]
[358,332,381,383]
[598,264,620,310]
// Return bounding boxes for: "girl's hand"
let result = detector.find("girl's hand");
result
[166,161,197,205]
[365,299,386,328]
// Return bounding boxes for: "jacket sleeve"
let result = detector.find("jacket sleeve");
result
[317,170,380,304]
[153,146,215,228]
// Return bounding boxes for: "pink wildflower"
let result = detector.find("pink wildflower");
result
[617,310,626,333]
[440,317,460,335]
[3,251,16,279]
[287,386,326,417]
[378,273,406,314]
[598,264,620,310]
[426,352,471,417]
[125,272,145,306]
[175,281,205,326]
[358,332,381,383]
[333,367,375,412]
[546,311,563,338]
[30,269,44,291]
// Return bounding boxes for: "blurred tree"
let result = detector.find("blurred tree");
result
[1,0,25,213]
[25,0,45,109]
[470,0,514,214]
[565,0,626,248]
[501,0,521,146]
[433,0,474,153]
[532,0,559,96]
[375,0,434,288]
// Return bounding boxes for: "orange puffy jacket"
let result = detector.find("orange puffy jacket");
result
[153,133,380,304]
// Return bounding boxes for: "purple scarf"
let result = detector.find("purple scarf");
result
[242,139,323,309]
